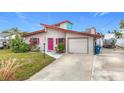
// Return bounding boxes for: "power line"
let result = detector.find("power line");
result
[100,15,123,33]
[101,17,119,28]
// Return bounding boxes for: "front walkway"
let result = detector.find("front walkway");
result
[28,54,93,81]
[45,51,63,59]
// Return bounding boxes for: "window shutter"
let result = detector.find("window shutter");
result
[29,38,32,42]
[37,38,40,44]
[56,38,58,45]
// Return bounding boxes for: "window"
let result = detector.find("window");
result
[58,38,64,43]
[58,38,66,46]
[29,38,39,45]
[56,38,65,45]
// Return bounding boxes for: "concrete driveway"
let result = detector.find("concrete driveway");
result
[28,54,93,81]
[92,48,124,81]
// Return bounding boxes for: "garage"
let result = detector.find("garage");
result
[68,38,88,54]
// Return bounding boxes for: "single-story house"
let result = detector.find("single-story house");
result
[24,20,100,54]
[0,33,10,48]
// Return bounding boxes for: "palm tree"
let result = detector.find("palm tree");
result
[9,27,21,35]
[2,27,22,36]
[113,30,117,33]
[108,30,111,33]
[113,29,122,38]
[120,20,124,29]
[2,30,10,33]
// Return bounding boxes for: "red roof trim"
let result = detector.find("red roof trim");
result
[40,23,99,37]
[24,20,72,37]
[24,20,101,38]
[24,30,45,37]
[52,20,73,26]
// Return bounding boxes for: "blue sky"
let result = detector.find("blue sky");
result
[0,12,123,34]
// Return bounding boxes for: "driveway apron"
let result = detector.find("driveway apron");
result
[28,54,93,81]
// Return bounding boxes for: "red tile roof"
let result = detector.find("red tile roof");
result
[40,23,99,37]
[24,29,45,37]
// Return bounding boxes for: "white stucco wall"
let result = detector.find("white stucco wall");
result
[24,33,46,51]
[116,39,124,47]
[24,28,66,52]
[24,28,94,54]
[88,37,94,54]
[66,32,94,54]
[45,28,66,51]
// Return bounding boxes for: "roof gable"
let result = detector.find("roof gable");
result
[40,23,98,37]
[24,20,101,38]
[24,30,45,37]
[52,20,73,26]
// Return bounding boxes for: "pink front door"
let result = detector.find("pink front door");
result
[48,38,53,51]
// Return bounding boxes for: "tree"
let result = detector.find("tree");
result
[113,29,117,33]
[1,27,21,35]
[2,30,10,33]
[9,35,30,53]
[108,30,111,33]
[120,20,124,29]
[113,29,122,38]
[115,32,122,38]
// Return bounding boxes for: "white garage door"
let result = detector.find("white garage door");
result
[68,38,88,53]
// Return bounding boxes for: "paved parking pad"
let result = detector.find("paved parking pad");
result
[28,54,93,81]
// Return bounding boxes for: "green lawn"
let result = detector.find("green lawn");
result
[0,49,55,81]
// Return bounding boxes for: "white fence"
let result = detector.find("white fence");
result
[116,39,124,47]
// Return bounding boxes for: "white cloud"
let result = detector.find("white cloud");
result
[15,12,29,23]
[93,12,101,17]
[15,12,42,31]
[0,17,15,26]
[99,12,110,16]
[15,12,25,18]
[92,12,110,17]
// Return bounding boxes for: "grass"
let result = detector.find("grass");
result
[0,49,55,81]
[0,58,23,80]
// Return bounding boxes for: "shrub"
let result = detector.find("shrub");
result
[30,45,40,52]
[20,43,30,52]
[55,43,65,53]
[9,36,30,53]
[59,43,65,51]
[0,58,23,80]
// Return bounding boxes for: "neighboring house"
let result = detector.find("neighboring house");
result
[116,29,124,47]
[0,33,10,40]
[116,38,124,47]
[0,33,10,48]
[0,32,21,48]
[24,20,100,54]
[120,29,124,38]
